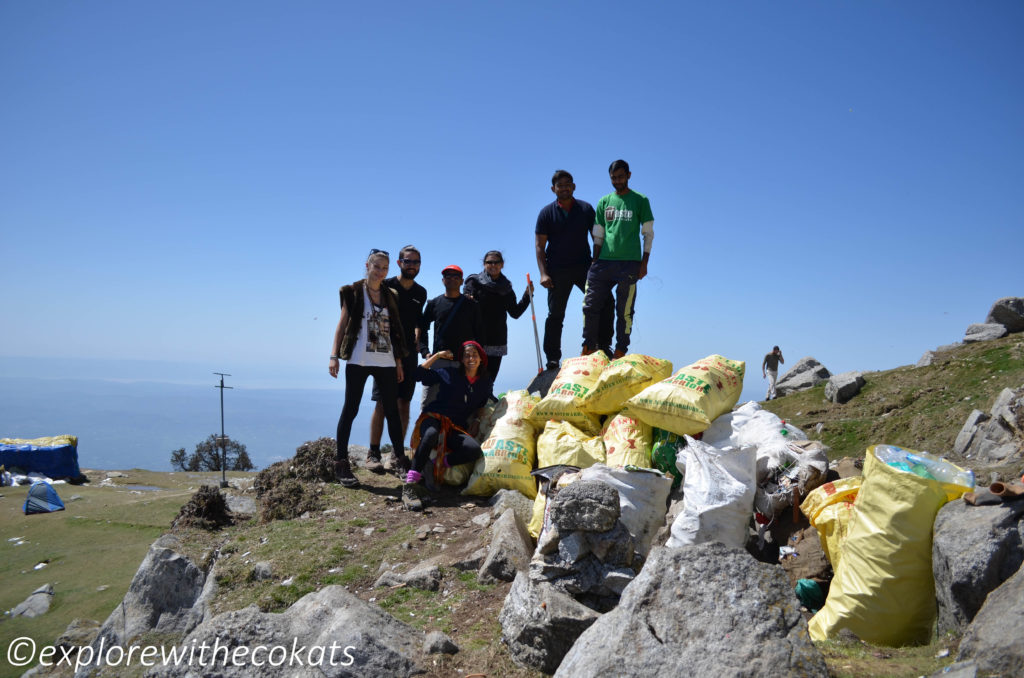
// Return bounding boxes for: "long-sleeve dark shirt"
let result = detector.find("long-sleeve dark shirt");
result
[417,294,485,356]
[463,273,530,347]
[416,365,493,428]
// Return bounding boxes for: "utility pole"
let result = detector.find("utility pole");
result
[214,373,233,488]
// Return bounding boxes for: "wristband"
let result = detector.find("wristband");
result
[330,356,340,360]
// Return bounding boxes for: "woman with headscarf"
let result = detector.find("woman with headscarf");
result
[402,340,493,510]
[463,250,533,379]
[329,249,408,487]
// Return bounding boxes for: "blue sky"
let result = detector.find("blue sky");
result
[2,1,1022,413]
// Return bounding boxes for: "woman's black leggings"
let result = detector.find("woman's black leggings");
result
[412,416,483,473]
[336,364,403,460]
[487,355,503,380]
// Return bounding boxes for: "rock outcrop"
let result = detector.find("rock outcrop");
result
[776,357,831,397]
[956,561,1024,677]
[932,498,1024,634]
[953,384,1024,464]
[825,371,866,404]
[986,297,1024,334]
[554,542,828,677]
[964,323,1008,344]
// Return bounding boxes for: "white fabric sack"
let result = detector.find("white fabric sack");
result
[580,463,673,557]
[666,436,757,549]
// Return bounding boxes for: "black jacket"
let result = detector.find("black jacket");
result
[463,272,530,347]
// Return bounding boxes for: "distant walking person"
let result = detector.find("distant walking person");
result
[582,160,654,359]
[328,249,408,488]
[463,250,533,380]
[535,169,613,368]
[367,246,426,474]
[762,346,785,400]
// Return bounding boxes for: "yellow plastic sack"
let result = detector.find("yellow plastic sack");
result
[800,477,863,569]
[601,413,653,468]
[582,354,673,415]
[464,390,540,499]
[531,353,609,435]
[1,435,78,447]
[624,354,745,436]
[808,445,973,646]
[536,420,606,469]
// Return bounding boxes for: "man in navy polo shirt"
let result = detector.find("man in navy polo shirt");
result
[534,169,612,369]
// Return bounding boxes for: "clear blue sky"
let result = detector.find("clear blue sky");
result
[3,1,1022,408]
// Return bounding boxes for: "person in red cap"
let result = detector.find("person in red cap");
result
[417,263,484,409]
[402,341,493,510]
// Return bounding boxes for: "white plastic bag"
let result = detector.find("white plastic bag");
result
[666,436,757,549]
[580,463,673,557]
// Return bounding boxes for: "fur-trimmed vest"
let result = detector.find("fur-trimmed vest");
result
[338,280,408,361]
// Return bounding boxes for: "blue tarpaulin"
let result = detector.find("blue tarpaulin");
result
[0,435,81,479]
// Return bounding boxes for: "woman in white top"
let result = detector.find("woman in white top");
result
[329,250,409,487]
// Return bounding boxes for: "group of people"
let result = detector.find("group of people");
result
[329,160,657,509]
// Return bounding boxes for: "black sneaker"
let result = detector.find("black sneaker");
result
[334,458,359,488]
[545,360,559,371]
[364,451,384,474]
[401,483,423,511]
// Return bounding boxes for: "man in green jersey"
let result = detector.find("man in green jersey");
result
[582,159,654,358]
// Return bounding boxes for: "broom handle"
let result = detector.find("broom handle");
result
[527,274,543,374]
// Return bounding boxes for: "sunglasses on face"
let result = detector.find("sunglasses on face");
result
[399,258,421,265]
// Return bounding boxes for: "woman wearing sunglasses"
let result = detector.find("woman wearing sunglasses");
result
[463,250,533,379]
[329,249,408,487]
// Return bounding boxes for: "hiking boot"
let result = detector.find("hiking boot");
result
[581,345,595,356]
[546,360,559,371]
[612,349,627,360]
[401,483,423,511]
[364,450,384,474]
[393,452,411,476]
[334,458,359,488]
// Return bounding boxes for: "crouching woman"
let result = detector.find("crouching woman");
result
[402,341,493,510]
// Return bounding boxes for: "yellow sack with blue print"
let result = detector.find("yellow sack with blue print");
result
[808,444,973,646]
[582,353,673,415]
[531,353,609,435]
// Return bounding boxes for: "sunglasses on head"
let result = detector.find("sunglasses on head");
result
[369,248,390,258]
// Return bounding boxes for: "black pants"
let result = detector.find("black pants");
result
[411,417,482,474]
[336,364,403,460]
[544,265,613,363]
[488,355,503,380]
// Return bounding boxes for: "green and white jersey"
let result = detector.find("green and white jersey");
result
[594,190,654,261]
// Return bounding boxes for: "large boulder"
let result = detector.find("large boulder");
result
[553,542,828,677]
[953,385,1024,464]
[824,371,866,404]
[932,498,1024,634]
[776,358,831,397]
[478,507,533,584]
[500,571,600,674]
[986,297,1024,333]
[956,562,1024,677]
[964,323,1008,344]
[147,586,427,677]
[10,583,54,618]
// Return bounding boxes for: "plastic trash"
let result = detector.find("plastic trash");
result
[872,444,974,490]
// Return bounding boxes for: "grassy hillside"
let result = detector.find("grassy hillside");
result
[2,335,1022,678]
[764,334,1024,465]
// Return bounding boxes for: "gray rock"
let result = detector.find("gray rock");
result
[954,385,1024,463]
[956,563,1024,677]
[964,323,1008,343]
[936,342,962,353]
[147,586,425,677]
[55,618,102,659]
[554,543,828,678]
[824,371,866,404]
[374,564,442,591]
[549,481,620,533]
[776,357,831,397]
[557,531,590,563]
[917,350,937,367]
[422,630,458,655]
[499,571,600,674]
[585,521,634,566]
[488,488,533,527]
[251,561,274,581]
[478,508,533,584]
[470,512,491,528]
[932,499,1024,634]
[225,494,258,515]
[10,583,54,618]
[986,297,1024,333]
[77,534,208,675]
[451,547,488,571]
